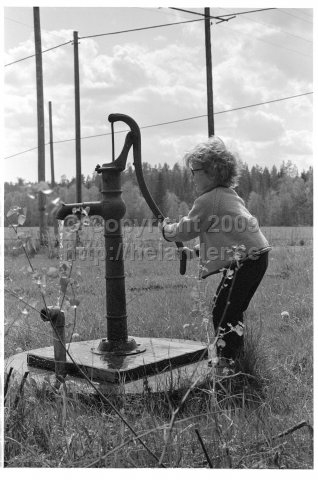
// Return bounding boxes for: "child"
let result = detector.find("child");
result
[160,137,271,365]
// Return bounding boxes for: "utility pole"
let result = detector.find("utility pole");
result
[33,7,46,245]
[73,31,82,203]
[49,100,59,244]
[204,7,215,137]
[48,101,55,187]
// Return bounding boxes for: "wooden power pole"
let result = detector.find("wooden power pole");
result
[204,7,215,137]
[73,31,82,203]
[48,101,55,187]
[33,7,46,245]
[49,100,59,243]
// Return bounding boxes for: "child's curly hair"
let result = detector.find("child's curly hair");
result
[184,136,239,187]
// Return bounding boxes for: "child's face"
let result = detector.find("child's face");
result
[191,168,215,194]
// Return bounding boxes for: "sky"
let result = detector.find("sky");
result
[2,1,315,184]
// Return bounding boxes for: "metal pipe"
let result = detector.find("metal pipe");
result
[56,201,104,220]
[41,307,66,381]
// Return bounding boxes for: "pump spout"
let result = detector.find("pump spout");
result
[56,201,104,221]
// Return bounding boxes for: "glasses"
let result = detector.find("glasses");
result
[190,168,204,176]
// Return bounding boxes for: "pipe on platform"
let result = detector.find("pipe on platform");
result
[41,307,66,381]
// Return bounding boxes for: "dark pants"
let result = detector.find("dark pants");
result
[212,252,269,360]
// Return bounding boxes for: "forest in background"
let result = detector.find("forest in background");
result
[4,160,313,227]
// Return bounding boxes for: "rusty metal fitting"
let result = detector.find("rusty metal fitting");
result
[40,306,65,326]
[40,306,66,382]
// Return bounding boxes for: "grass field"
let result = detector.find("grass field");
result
[4,224,313,468]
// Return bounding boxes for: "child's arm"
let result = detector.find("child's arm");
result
[160,196,212,242]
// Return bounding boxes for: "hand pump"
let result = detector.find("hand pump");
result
[55,114,187,356]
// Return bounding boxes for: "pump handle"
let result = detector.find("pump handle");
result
[108,113,187,275]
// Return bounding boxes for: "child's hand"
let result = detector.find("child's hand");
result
[163,217,172,226]
[158,217,172,233]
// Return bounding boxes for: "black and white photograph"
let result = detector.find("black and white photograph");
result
[2,1,315,472]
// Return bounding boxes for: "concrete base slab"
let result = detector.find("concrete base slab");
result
[5,337,213,395]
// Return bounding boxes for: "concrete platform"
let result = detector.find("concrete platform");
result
[5,337,212,394]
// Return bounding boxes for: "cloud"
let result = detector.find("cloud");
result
[3,7,313,183]
[279,129,312,155]
[236,110,285,142]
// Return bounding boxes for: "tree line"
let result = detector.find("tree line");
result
[4,160,313,227]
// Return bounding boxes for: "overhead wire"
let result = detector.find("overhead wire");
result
[213,6,312,44]
[4,17,34,29]
[5,7,312,66]
[276,8,313,24]
[160,6,312,58]
[296,10,314,18]
[4,9,313,162]
[4,18,208,66]
[4,92,313,160]
[4,18,209,67]
[169,7,277,19]
[79,18,204,39]
[4,40,73,67]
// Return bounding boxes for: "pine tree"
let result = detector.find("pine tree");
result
[154,170,166,213]
[237,163,251,202]
[270,165,279,191]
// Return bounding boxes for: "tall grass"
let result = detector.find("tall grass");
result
[4,225,313,468]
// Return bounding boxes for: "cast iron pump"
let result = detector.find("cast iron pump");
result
[55,114,187,356]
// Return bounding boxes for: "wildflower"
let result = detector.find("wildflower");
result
[15,347,23,353]
[72,333,80,340]
[21,308,29,316]
[217,339,226,348]
[233,252,243,261]
[231,324,244,336]
[183,324,190,329]
[226,268,235,279]
[281,311,290,320]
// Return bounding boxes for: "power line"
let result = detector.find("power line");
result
[169,7,232,22]
[5,145,40,159]
[4,40,73,67]
[210,7,312,58]
[78,18,204,40]
[215,7,312,44]
[164,6,312,57]
[297,10,313,19]
[4,92,313,160]
[4,18,206,66]
[169,7,276,19]
[4,17,33,29]
[211,8,277,17]
[5,7,311,66]
[276,9,313,24]
[160,6,313,57]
